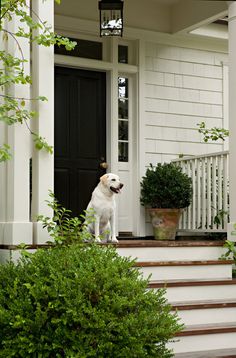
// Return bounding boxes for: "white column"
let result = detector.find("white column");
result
[0,3,32,245]
[31,0,54,244]
[227,2,236,240]
[135,39,146,237]
[0,19,7,229]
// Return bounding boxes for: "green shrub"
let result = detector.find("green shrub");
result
[140,162,192,208]
[37,191,94,246]
[0,244,181,357]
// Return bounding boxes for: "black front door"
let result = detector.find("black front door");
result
[54,66,106,216]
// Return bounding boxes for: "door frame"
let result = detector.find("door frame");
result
[54,45,139,235]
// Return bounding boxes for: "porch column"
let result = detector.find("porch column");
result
[0,4,32,245]
[227,2,236,241]
[31,0,54,244]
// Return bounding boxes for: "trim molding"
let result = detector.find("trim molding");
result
[55,14,228,53]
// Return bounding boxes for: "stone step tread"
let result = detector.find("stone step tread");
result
[176,322,236,337]
[116,240,226,248]
[174,347,236,358]
[135,260,234,267]
[149,278,236,288]
[171,298,236,310]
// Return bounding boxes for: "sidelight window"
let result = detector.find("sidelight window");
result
[118,76,129,162]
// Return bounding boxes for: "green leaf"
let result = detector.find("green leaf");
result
[0,144,12,162]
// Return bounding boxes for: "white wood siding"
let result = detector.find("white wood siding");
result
[144,42,227,167]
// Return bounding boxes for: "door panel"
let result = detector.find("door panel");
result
[54,67,106,216]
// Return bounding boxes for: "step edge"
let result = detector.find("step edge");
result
[136,260,234,267]
[148,278,236,288]
[116,240,226,248]
[171,301,236,310]
[176,323,236,337]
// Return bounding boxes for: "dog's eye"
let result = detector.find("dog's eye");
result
[111,179,116,181]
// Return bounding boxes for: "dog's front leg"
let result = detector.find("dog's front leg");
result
[109,211,118,243]
[94,215,101,242]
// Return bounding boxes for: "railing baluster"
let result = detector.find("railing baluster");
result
[197,158,201,230]
[223,153,228,230]
[201,158,207,230]
[218,155,223,230]
[191,159,196,229]
[212,156,217,230]
[187,160,191,229]
[206,157,212,230]
[181,160,187,230]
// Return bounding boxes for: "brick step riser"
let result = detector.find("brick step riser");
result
[139,264,232,281]
[117,246,226,262]
[152,285,236,303]
[168,332,236,354]
[173,307,236,326]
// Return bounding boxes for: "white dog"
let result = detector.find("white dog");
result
[86,173,123,243]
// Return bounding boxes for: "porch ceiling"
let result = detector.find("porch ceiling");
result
[55,0,228,35]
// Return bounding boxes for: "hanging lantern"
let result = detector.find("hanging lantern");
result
[99,0,123,37]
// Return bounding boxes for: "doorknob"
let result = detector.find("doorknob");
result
[100,161,109,169]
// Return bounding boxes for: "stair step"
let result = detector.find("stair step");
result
[174,347,236,358]
[116,240,226,261]
[149,278,236,288]
[136,260,233,281]
[177,322,236,337]
[136,260,234,267]
[149,279,236,302]
[169,322,236,354]
[172,299,236,310]
[171,299,236,326]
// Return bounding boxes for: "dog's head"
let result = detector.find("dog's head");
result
[100,173,124,194]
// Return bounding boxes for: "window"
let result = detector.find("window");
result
[118,77,129,162]
[118,45,128,63]
[55,38,103,60]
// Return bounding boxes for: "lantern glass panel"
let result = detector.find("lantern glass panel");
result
[100,9,123,36]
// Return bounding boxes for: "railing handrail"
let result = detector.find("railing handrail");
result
[172,150,229,163]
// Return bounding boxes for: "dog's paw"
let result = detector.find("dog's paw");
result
[95,237,101,243]
[109,236,119,243]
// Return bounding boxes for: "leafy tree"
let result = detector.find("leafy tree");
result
[0,0,76,161]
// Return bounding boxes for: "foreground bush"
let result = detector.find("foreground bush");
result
[0,244,181,357]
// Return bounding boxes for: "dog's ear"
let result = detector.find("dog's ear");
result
[100,174,109,185]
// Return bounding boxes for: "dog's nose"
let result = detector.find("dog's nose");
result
[120,183,124,189]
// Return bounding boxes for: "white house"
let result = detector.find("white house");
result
[1,0,236,246]
[2,2,236,355]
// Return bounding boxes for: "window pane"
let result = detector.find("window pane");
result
[118,77,128,98]
[119,142,128,162]
[55,38,102,60]
[118,45,128,63]
[119,121,128,140]
[118,99,128,119]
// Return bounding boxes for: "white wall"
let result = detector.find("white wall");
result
[144,42,228,167]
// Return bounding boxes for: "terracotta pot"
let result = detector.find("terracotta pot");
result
[148,208,183,240]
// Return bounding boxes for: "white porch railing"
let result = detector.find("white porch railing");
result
[172,151,229,233]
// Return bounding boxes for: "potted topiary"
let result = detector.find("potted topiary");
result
[140,162,192,240]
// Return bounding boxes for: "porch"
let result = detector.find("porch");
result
[2,1,236,246]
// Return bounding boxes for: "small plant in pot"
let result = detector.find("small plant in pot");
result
[140,162,192,240]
